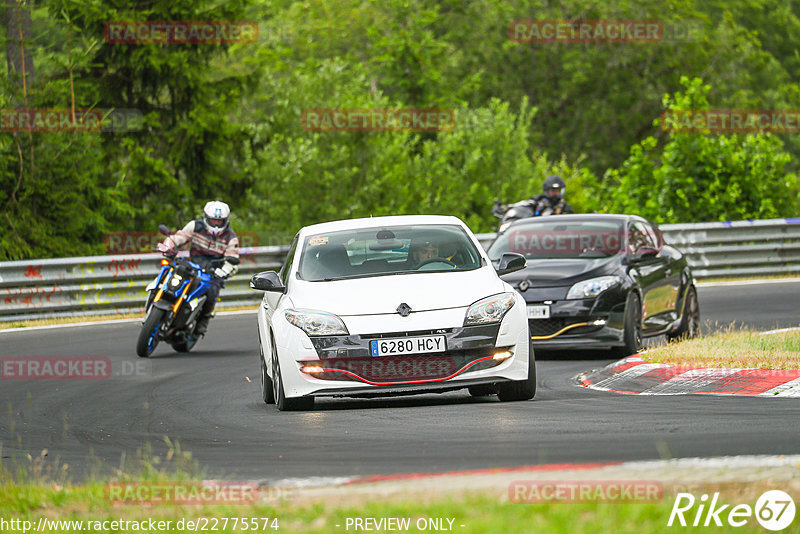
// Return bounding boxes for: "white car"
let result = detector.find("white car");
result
[251,215,534,410]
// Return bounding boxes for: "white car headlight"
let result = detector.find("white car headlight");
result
[464,293,516,326]
[285,309,349,336]
[566,276,622,299]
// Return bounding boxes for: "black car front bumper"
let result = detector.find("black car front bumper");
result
[522,286,629,350]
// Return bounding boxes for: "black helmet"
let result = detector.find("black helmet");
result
[543,174,566,201]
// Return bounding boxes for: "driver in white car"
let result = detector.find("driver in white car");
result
[411,239,439,266]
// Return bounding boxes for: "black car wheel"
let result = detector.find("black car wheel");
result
[497,339,536,402]
[612,291,642,358]
[667,285,700,342]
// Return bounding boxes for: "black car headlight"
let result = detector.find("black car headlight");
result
[566,276,622,299]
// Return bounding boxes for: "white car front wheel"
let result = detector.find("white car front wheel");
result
[271,336,314,411]
[497,340,536,402]
[260,342,274,404]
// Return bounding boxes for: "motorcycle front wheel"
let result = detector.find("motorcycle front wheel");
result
[136,308,166,358]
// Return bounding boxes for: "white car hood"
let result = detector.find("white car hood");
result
[289,267,506,316]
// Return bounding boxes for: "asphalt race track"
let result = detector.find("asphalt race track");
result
[2,281,799,482]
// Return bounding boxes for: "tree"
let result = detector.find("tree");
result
[4,0,35,91]
[601,77,799,223]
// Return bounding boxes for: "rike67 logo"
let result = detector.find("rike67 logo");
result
[668,490,795,531]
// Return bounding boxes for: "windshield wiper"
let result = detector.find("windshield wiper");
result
[319,272,401,281]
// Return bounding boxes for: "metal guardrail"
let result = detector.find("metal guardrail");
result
[0,247,288,322]
[1,218,798,321]
[659,218,800,278]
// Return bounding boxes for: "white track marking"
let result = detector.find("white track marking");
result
[642,368,741,395]
[589,363,662,391]
[698,278,800,287]
[760,377,800,397]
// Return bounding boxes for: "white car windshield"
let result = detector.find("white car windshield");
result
[298,224,483,281]
[488,218,625,260]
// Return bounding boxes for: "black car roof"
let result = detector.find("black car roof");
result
[502,213,646,231]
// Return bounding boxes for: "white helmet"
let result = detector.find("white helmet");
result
[203,200,231,236]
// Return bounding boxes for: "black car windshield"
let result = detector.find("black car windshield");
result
[487,218,625,260]
[298,224,482,281]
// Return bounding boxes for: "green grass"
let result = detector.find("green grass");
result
[642,326,800,369]
[3,482,793,533]
[2,440,797,532]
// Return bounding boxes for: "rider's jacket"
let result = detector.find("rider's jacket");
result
[531,195,574,216]
[163,220,240,276]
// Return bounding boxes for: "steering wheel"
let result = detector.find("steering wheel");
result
[415,257,456,270]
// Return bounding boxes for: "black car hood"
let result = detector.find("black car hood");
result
[501,256,622,288]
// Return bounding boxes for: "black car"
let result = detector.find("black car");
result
[486,214,700,355]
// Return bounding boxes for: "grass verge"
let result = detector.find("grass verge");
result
[2,443,797,532]
[641,326,800,369]
[1,479,791,533]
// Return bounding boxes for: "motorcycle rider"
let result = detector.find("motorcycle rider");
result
[492,174,575,231]
[530,174,574,216]
[157,201,240,335]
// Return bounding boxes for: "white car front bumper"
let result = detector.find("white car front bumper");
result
[267,301,531,399]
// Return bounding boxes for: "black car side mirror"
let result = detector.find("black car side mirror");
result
[496,253,527,275]
[250,271,286,293]
[631,246,659,263]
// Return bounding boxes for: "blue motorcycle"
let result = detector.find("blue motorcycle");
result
[135,226,222,357]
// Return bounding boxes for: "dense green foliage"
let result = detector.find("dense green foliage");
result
[2,0,800,260]
[602,77,800,222]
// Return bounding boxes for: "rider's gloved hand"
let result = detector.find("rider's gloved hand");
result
[213,267,228,279]
[157,242,176,256]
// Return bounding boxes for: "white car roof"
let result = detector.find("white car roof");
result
[300,215,471,235]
